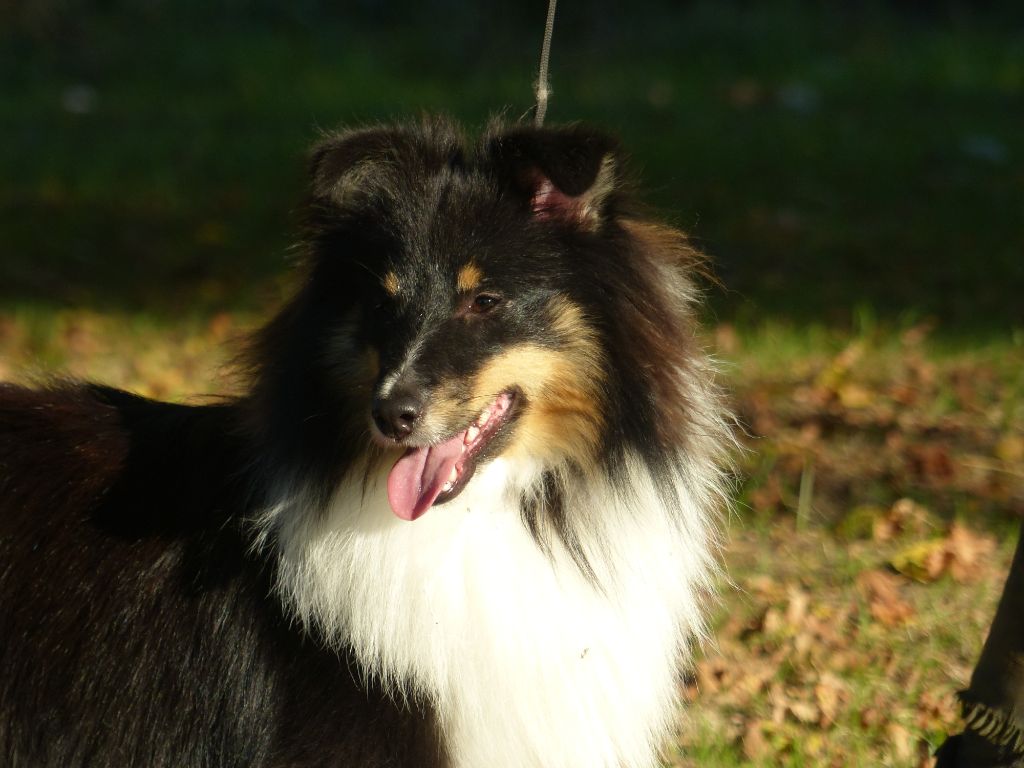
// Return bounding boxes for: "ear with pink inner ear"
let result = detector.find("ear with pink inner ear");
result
[488,125,622,230]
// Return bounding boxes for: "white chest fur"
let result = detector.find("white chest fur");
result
[270,456,715,768]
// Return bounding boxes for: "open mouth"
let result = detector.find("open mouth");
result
[385,389,519,521]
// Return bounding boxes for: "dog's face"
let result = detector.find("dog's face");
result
[254,119,699,521]
[358,230,602,519]
[361,252,597,518]
[305,122,621,519]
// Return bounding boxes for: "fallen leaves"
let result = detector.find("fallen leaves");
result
[890,523,997,584]
[840,498,937,543]
[733,326,1024,524]
[678,523,1014,768]
[997,435,1024,465]
[858,569,915,627]
[815,673,847,726]
[0,308,250,400]
[3,310,1019,768]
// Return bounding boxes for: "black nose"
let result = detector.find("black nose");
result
[372,390,424,440]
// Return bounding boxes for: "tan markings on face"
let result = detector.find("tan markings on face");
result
[456,263,484,294]
[413,379,468,442]
[546,296,594,343]
[382,271,400,297]
[470,298,606,466]
[393,297,604,461]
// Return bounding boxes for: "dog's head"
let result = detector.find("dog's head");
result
[252,118,705,520]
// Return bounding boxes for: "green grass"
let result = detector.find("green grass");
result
[2,3,1023,765]
[730,321,1023,525]
[3,300,1020,768]
[3,302,1016,767]
[674,524,1017,767]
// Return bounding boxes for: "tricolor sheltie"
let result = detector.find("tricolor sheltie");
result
[0,117,731,768]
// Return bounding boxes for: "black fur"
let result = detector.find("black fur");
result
[0,384,444,766]
[0,117,711,766]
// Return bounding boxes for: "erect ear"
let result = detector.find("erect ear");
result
[488,125,621,229]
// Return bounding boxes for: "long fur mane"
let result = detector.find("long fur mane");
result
[246,127,735,765]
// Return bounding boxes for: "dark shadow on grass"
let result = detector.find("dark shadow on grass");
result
[2,1,1021,331]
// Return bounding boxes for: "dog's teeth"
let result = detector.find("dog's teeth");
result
[465,425,480,444]
[448,466,458,483]
[477,409,491,427]
[442,481,453,492]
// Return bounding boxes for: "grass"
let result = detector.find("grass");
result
[2,304,1020,767]
[2,2,1023,328]
[674,524,1015,767]
[2,2,1023,765]
[693,319,1021,765]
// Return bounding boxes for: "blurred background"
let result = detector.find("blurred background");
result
[2,1,1022,765]
[3,0,1022,327]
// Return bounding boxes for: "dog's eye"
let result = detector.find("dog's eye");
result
[470,293,503,314]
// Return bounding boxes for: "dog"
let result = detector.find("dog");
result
[0,117,731,768]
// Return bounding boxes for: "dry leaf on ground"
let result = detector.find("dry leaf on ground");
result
[857,569,915,626]
[890,524,996,583]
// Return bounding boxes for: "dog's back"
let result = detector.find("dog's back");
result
[0,384,444,767]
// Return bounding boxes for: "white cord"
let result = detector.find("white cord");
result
[534,0,558,127]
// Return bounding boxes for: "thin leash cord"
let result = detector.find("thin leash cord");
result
[533,0,558,127]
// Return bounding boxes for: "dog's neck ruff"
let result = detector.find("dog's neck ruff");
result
[265,451,717,768]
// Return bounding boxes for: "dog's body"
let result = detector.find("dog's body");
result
[0,118,730,768]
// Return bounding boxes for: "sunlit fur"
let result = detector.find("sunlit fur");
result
[252,121,734,767]
[266,449,719,768]
[261,341,729,768]
[455,263,484,293]
[0,117,732,768]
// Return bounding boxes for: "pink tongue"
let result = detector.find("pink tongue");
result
[386,433,466,520]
